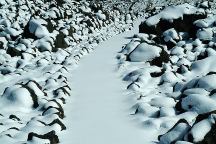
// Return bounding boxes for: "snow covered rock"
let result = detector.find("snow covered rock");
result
[128,42,162,62]
[0,37,7,49]
[187,118,213,143]
[181,94,216,114]
[159,119,191,144]
[132,103,160,117]
[24,18,50,39]
[139,3,206,38]
[194,15,216,28]
[163,28,180,42]
[120,40,140,55]
[96,10,106,20]
[149,97,176,108]
[146,4,203,26]
[196,28,213,41]
[1,85,35,109]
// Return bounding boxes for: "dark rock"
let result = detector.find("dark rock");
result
[150,69,165,77]
[139,13,207,39]
[22,21,37,40]
[48,119,66,131]
[197,50,208,60]
[210,89,216,96]
[27,130,59,144]
[46,19,55,33]
[6,45,22,57]
[149,48,169,67]
[53,85,71,96]
[54,31,69,52]
[9,115,20,121]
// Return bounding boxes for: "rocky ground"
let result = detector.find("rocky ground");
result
[117,1,216,143]
[0,0,136,143]
[1,0,216,144]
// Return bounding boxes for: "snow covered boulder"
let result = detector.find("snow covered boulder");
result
[162,28,180,49]
[196,28,213,41]
[0,66,15,75]
[199,1,210,9]
[187,119,213,143]
[26,80,46,98]
[23,18,50,39]
[194,15,216,28]
[149,97,176,108]
[196,75,216,91]
[196,123,216,144]
[128,42,161,62]
[128,42,169,67]
[181,94,216,114]
[120,40,140,55]
[126,14,133,24]
[159,119,190,144]
[1,85,35,109]
[36,38,53,52]
[160,107,176,117]
[132,103,160,117]
[123,69,144,81]
[139,4,206,38]
[4,27,21,40]
[96,10,106,20]
[0,0,6,6]
[0,37,7,49]
[0,80,44,110]
[163,28,180,43]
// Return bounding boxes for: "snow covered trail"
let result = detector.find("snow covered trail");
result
[60,23,157,144]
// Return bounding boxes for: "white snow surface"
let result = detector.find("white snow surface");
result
[60,22,157,144]
[129,43,162,62]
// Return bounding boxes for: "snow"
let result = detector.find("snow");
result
[159,120,190,144]
[129,43,162,62]
[1,1,216,143]
[189,119,212,142]
[149,97,176,107]
[29,19,50,39]
[160,107,176,117]
[163,28,179,42]
[5,27,21,37]
[181,94,216,114]
[116,2,216,144]
[196,28,213,40]
[197,75,216,91]
[171,46,184,56]
[96,10,106,20]
[194,15,216,28]
[60,22,158,144]
[175,141,193,144]
[1,85,33,109]
[120,40,140,54]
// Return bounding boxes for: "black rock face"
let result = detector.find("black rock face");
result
[139,13,207,39]
[54,31,69,52]
[27,130,59,144]
[22,21,38,40]
[149,48,170,67]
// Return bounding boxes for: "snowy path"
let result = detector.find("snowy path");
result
[60,23,156,144]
